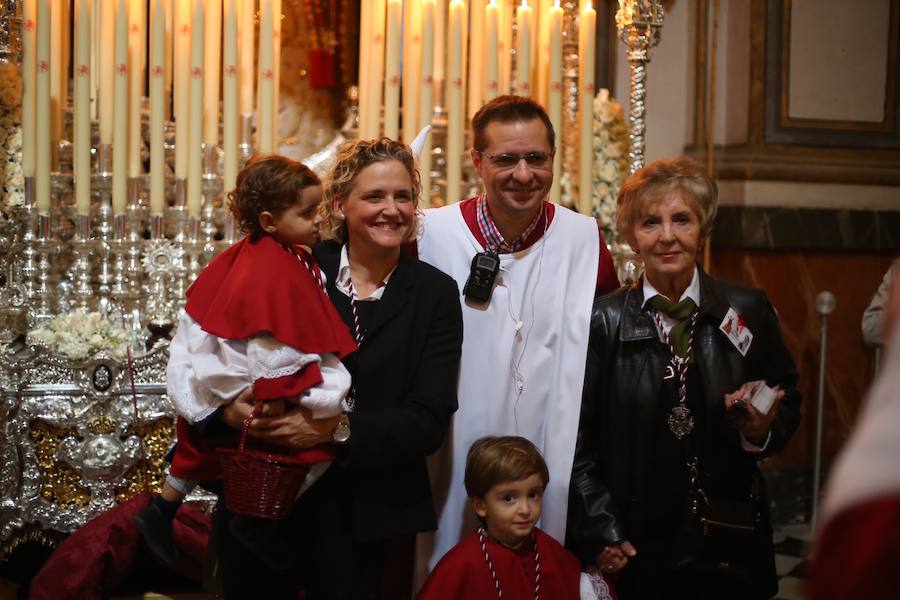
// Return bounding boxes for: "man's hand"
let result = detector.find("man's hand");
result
[594,540,637,574]
[724,382,784,443]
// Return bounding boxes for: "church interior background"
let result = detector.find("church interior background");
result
[0,0,897,598]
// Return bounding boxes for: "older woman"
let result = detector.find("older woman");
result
[215,139,463,599]
[567,156,801,600]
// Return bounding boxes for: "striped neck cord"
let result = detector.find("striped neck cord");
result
[477,526,541,600]
[652,309,699,440]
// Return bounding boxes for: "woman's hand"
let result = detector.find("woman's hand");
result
[724,382,785,443]
[594,540,637,574]
[244,406,339,451]
[220,388,337,450]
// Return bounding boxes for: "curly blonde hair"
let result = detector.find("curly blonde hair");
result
[321,138,421,243]
[227,154,321,239]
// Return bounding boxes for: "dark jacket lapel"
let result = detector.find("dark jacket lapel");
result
[360,253,415,343]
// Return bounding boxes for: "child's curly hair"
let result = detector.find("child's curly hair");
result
[321,138,421,243]
[227,154,321,239]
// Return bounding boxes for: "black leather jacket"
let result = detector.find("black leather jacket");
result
[566,269,801,564]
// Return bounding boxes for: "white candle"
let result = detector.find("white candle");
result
[128,0,146,178]
[150,0,167,214]
[401,0,422,143]
[418,0,435,207]
[35,0,51,213]
[50,0,63,143]
[515,1,532,96]
[165,0,174,120]
[257,0,273,151]
[499,0,513,94]
[174,0,191,178]
[446,0,463,204]
[577,0,595,215]
[99,0,115,145]
[223,0,239,193]
[365,0,386,139]
[113,0,129,214]
[433,0,446,94]
[239,0,255,119]
[484,0,499,101]
[272,0,281,145]
[91,1,99,120]
[547,0,562,203]
[383,0,402,140]
[357,0,371,136]
[75,0,94,215]
[467,0,484,119]
[22,0,36,178]
[188,0,205,215]
[204,0,222,147]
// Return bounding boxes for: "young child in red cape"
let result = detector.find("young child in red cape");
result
[133,154,356,568]
[418,436,616,600]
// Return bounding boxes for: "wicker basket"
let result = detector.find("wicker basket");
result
[218,403,310,519]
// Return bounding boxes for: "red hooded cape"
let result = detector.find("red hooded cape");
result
[185,234,356,362]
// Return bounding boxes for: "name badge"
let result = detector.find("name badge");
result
[719,307,753,356]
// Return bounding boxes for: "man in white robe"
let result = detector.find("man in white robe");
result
[416,95,620,572]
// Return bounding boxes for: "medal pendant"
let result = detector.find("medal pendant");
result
[668,404,694,439]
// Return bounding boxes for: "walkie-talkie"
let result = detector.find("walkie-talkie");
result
[463,251,500,303]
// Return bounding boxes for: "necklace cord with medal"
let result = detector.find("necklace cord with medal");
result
[477,527,542,600]
[652,308,699,440]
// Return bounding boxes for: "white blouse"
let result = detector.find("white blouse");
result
[166,312,351,423]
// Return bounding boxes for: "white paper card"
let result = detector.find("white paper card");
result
[749,381,777,414]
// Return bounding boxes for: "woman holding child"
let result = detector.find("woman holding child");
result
[213,139,463,599]
[567,156,801,600]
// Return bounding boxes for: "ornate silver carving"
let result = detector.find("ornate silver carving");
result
[0,344,173,541]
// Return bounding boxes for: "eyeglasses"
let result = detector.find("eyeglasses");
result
[475,150,555,170]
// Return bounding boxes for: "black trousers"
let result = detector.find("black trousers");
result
[213,469,415,600]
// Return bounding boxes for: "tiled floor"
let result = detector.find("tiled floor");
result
[766,467,817,600]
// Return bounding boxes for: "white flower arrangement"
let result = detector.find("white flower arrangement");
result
[27,311,130,361]
[590,90,629,245]
[0,60,25,213]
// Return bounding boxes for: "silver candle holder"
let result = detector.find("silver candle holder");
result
[615,0,665,174]
[72,214,93,310]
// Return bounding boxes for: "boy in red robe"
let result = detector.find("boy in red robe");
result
[134,155,357,567]
[418,436,615,599]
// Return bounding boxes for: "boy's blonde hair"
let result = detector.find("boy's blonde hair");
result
[464,436,550,499]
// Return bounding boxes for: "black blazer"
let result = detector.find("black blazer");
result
[313,240,463,542]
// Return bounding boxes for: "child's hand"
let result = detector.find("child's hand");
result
[259,399,287,417]
[595,540,636,574]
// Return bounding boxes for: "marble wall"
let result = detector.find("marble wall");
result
[710,249,897,469]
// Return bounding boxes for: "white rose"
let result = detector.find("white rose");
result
[6,129,21,152]
[600,162,618,183]
[5,191,24,207]
[4,169,23,189]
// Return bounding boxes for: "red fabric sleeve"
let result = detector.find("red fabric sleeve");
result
[28,492,211,600]
[596,224,620,297]
[252,362,323,402]
[808,496,900,600]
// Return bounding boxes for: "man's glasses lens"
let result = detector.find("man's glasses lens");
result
[487,152,553,168]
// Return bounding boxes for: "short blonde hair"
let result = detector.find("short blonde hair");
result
[320,138,421,243]
[464,436,549,499]
[615,156,718,242]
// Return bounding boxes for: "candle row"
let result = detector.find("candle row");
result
[22,0,282,219]
[358,0,597,210]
